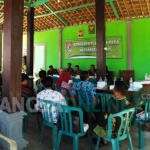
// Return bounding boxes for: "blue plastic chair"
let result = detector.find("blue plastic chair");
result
[52,76,59,84]
[55,105,91,150]
[134,99,150,149]
[39,100,59,150]
[55,86,70,97]
[21,93,41,133]
[55,86,76,106]
[131,86,150,149]
[71,78,80,83]
[95,108,135,150]
[96,93,115,112]
[89,78,97,85]
[77,90,97,129]
[36,83,43,93]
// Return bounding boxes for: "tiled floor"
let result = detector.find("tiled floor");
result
[22,115,150,150]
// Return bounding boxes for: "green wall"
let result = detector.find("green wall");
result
[106,21,127,78]
[62,25,96,70]
[34,18,150,80]
[132,18,150,80]
[34,29,59,70]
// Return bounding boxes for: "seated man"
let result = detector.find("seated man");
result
[35,77,67,123]
[36,70,46,93]
[21,73,35,111]
[47,65,59,76]
[36,70,46,85]
[73,65,81,76]
[21,73,34,96]
[65,63,74,75]
[93,80,132,146]
[88,64,97,76]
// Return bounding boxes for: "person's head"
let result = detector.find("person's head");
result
[67,63,71,68]
[49,65,53,71]
[41,77,53,88]
[90,64,95,71]
[39,70,46,79]
[113,80,128,99]
[75,65,79,71]
[21,73,29,86]
[56,72,71,86]
[80,71,89,81]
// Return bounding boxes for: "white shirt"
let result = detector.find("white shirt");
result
[35,88,67,123]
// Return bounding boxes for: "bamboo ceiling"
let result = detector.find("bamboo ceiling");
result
[0,0,150,31]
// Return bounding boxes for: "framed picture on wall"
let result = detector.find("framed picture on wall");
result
[88,25,95,34]
[78,30,84,38]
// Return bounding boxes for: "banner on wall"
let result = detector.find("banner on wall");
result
[65,36,122,59]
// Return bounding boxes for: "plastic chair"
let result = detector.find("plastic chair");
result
[77,90,97,130]
[36,83,43,93]
[39,100,58,150]
[55,86,76,106]
[131,86,150,149]
[0,134,17,150]
[119,70,134,85]
[95,108,135,150]
[71,78,80,83]
[55,86,70,98]
[21,93,41,133]
[55,105,91,150]
[52,76,59,84]
[96,93,115,112]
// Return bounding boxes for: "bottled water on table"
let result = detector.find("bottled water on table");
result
[114,77,116,85]
[104,77,107,86]
[145,73,148,80]
[129,77,133,89]
[121,77,123,81]
[99,77,102,81]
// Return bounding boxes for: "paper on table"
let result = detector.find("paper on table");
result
[53,74,59,77]
[97,81,105,89]
[109,85,114,90]
[133,82,143,88]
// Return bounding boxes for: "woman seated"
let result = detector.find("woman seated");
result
[71,71,96,105]
[56,71,72,98]
[93,80,133,145]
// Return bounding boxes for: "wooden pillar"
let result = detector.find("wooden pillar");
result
[0,31,2,71]
[95,0,106,80]
[2,0,24,109]
[27,7,34,76]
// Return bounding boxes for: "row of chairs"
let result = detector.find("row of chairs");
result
[54,87,150,150]
[21,90,136,150]
[39,99,135,150]
[24,83,149,150]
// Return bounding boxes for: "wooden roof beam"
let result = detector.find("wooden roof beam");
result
[43,3,68,26]
[35,2,96,18]
[109,1,119,19]
[31,0,49,7]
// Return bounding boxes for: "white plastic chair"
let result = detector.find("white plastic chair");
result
[0,134,17,150]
